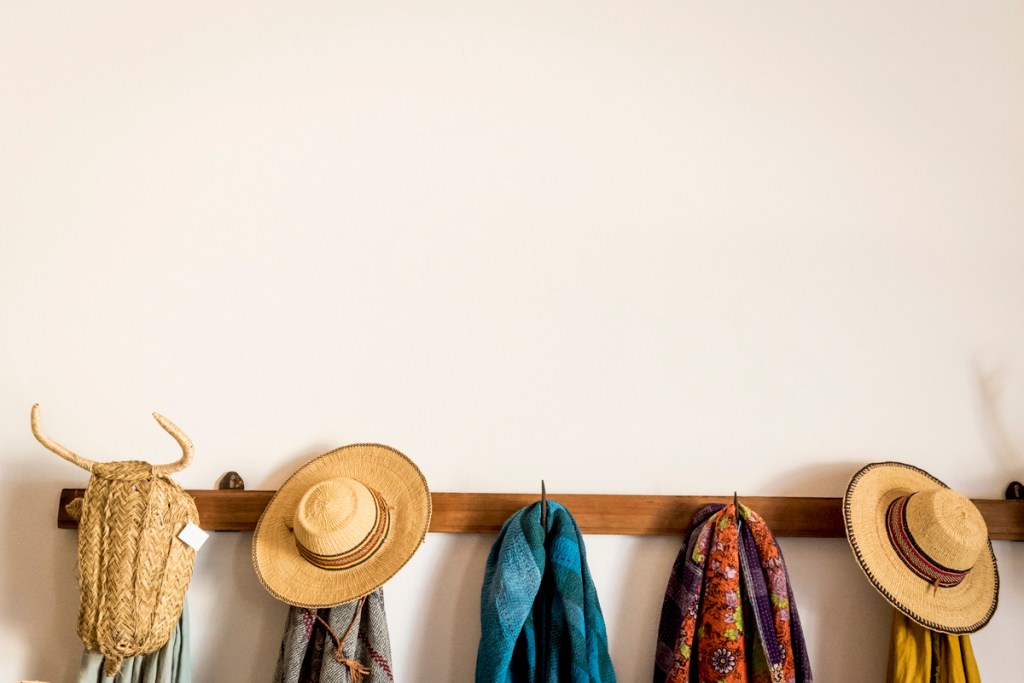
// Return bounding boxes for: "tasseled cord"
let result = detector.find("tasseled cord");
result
[311,596,370,682]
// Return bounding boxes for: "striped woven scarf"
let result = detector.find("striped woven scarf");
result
[275,589,394,683]
[476,500,617,683]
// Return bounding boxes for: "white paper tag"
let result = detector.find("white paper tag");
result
[178,522,209,551]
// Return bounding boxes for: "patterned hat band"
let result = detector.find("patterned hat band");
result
[885,494,970,588]
[295,487,392,571]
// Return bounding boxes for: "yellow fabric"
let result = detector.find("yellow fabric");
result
[886,611,981,683]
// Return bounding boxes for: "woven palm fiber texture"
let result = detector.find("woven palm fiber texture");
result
[71,461,199,675]
[31,405,199,677]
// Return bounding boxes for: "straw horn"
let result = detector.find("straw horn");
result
[30,403,97,472]
[151,412,194,475]
[30,404,194,474]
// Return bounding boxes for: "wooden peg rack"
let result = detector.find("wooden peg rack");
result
[55,489,1024,540]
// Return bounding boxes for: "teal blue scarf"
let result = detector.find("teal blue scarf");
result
[476,501,616,683]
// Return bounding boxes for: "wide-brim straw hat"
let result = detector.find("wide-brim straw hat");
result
[253,443,431,608]
[843,461,998,634]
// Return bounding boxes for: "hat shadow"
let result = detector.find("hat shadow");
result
[237,441,339,491]
[757,459,864,497]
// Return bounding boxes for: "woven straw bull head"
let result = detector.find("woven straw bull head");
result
[31,404,199,676]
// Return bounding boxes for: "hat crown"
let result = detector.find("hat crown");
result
[294,478,380,555]
[904,489,987,571]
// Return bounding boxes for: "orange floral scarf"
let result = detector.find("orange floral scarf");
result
[655,503,812,683]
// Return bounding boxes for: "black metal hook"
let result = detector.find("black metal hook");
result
[538,480,550,683]
[541,480,548,530]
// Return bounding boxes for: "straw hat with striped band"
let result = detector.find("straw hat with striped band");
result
[253,443,431,608]
[843,461,998,634]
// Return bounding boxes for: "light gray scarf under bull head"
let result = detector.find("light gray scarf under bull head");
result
[274,589,393,683]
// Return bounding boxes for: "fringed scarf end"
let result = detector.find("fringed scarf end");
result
[333,652,371,682]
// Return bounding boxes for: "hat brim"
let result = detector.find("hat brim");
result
[252,443,431,608]
[844,461,998,634]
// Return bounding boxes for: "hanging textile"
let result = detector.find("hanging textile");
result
[476,500,616,683]
[887,610,981,683]
[274,589,393,683]
[77,600,191,683]
[654,503,812,683]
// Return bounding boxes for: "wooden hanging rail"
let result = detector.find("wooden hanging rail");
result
[55,489,1024,540]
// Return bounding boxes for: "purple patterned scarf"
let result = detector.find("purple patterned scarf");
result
[654,504,813,683]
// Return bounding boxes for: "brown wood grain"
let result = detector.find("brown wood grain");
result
[56,489,1024,539]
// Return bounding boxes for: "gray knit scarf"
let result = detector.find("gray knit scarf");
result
[274,589,394,683]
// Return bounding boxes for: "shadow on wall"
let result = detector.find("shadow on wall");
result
[404,533,494,681]
[0,460,83,682]
[189,531,290,682]
[603,534,682,680]
[779,536,891,682]
[759,458,865,497]
[245,442,341,491]
[972,362,1024,492]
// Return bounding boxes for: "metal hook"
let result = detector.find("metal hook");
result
[541,480,548,530]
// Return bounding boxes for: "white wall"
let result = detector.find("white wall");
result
[2,2,1023,681]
